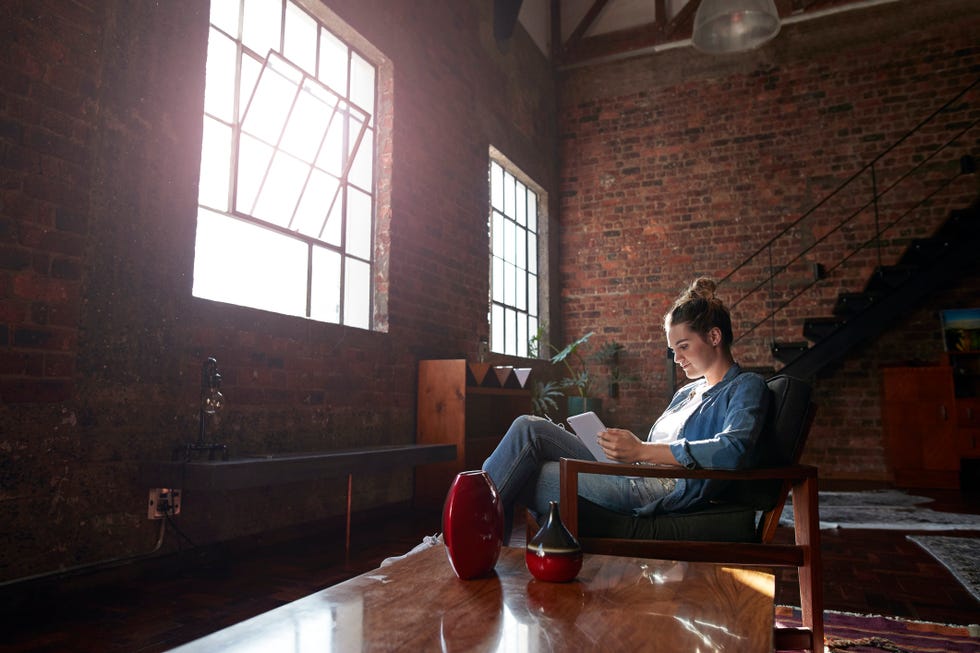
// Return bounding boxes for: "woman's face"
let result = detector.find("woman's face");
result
[666,321,721,380]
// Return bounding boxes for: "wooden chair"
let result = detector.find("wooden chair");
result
[558,374,822,652]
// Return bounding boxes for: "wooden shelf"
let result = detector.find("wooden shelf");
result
[414,360,532,508]
[140,444,457,491]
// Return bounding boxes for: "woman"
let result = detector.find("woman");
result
[482,278,770,543]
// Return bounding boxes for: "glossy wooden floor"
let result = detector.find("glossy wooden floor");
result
[3,487,979,653]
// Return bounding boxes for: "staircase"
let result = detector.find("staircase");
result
[772,198,980,380]
[719,78,980,380]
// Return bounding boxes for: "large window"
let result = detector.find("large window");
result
[193,0,381,329]
[489,152,542,357]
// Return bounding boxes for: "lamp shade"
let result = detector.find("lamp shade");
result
[692,0,781,54]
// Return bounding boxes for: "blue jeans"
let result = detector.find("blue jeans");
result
[482,415,670,543]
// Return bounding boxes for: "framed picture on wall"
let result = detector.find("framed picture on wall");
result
[940,308,980,353]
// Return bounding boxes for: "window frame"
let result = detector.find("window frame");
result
[488,147,547,358]
[193,0,391,332]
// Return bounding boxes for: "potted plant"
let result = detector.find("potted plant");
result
[594,340,637,399]
[529,379,564,418]
[548,331,601,417]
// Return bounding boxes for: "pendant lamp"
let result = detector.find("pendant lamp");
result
[692,0,781,54]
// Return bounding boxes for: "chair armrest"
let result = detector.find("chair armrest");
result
[558,457,818,537]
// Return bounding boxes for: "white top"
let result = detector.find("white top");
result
[647,383,707,444]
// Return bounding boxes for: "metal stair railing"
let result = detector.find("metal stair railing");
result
[718,77,980,356]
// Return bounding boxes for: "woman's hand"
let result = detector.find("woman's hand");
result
[598,429,681,466]
[597,428,644,463]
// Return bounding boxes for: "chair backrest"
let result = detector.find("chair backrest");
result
[759,374,814,468]
[730,374,815,518]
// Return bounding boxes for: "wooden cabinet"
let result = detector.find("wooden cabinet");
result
[882,366,959,488]
[414,360,532,508]
[956,398,980,456]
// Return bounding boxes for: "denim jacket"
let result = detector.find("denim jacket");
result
[633,364,770,516]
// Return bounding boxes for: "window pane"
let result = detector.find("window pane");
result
[318,27,348,95]
[284,2,317,75]
[346,185,372,260]
[504,219,515,264]
[210,0,241,37]
[316,111,345,176]
[199,116,232,211]
[348,123,372,189]
[194,208,308,317]
[321,187,343,244]
[515,182,526,226]
[492,256,504,303]
[280,80,333,161]
[242,63,296,145]
[293,168,338,236]
[344,257,370,329]
[528,232,537,274]
[503,171,514,217]
[310,246,341,323]
[527,190,537,232]
[350,51,375,118]
[528,273,538,316]
[503,262,515,306]
[491,304,504,353]
[515,226,526,269]
[504,307,517,356]
[515,269,526,311]
[239,53,261,121]
[236,133,273,214]
[204,28,237,122]
[517,315,528,358]
[242,0,282,58]
[490,162,503,211]
[491,211,503,259]
[252,151,308,227]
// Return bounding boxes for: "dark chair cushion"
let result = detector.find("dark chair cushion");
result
[577,497,759,542]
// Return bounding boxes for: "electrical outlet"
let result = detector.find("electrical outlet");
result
[147,488,181,519]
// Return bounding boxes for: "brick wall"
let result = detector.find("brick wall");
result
[0,0,557,582]
[557,0,980,478]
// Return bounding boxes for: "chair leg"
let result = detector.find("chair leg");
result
[793,473,824,650]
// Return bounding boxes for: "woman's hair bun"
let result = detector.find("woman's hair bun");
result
[687,277,717,302]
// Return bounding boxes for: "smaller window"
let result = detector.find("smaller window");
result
[489,153,542,358]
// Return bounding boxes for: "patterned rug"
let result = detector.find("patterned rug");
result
[780,490,980,531]
[906,535,980,604]
[775,607,979,652]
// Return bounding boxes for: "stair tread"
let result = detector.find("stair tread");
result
[740,197,980,380]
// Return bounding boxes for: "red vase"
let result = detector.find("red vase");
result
[525,501,583,583]
[442,470,504,579]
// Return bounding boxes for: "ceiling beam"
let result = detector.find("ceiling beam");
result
[559,0,701,67]
[563,0,612,54]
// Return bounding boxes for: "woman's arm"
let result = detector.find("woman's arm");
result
[669,373,770,469]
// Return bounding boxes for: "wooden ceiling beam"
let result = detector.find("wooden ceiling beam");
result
[563,0,613,54]
[558,0,701,67]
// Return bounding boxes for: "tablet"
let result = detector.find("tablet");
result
[566,411,612,463]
